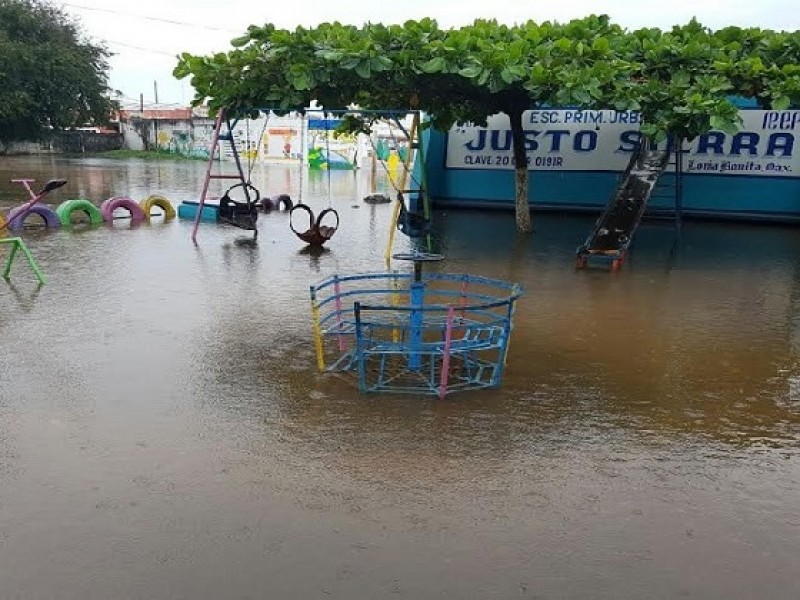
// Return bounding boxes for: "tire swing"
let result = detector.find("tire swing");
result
[288,116,339,248]
[289,204,339,247]
[217,182,260,237]
[216,116,269,238]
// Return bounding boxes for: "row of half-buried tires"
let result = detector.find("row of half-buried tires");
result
[0,195,176,231]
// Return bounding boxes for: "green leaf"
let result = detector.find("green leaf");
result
[230,35,251,48]
[419,56,445,73]
[459,65,483,78]
[592,37,610,53]
[709,115,728,130]
[672,71,691,87]
[353,60,370,78]
[772,95,791,110]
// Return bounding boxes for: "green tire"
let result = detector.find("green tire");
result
[56,199,103,226]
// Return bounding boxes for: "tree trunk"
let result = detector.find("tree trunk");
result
[509,109,532,233]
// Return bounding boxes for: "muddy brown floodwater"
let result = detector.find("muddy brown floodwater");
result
[1,155,799,599]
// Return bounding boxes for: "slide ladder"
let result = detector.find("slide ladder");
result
[191,109,251,242]
[576,137,670,270]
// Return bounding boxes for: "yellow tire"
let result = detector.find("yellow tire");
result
[0,211,6,235]
[140,194,176,221]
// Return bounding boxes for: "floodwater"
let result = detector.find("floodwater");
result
[1,155,799,599]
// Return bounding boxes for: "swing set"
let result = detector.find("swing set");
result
[190,107,431,256]
[369,111,433,266]
[191,108,341,247]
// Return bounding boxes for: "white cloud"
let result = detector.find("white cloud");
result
[57,0,800,104]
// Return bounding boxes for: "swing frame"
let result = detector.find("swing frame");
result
[194,106,428,254]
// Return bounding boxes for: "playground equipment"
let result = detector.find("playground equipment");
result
[217,182,260,234]
[288,117,340,248]
[288,116,340,247]
[6,195,174,228]
[0,177,176,286]
[56,199,103,226]
[140,194,177,221]
[576,136,678,271]
[100,196,147,223]
[1,237,46,284]
[1,178,67,231]
[289,204,339,247]
[191,110,265,242]
[310,251,522,398]
[2,180,175,230]
[373,112,432,267]
[6,204,60,230]
[0,179,65,284]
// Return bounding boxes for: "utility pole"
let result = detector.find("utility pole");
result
[153,80,159,151]
[139,92,148,151]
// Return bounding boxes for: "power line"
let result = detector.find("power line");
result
[62,2,242,33]
[105,40,180,57]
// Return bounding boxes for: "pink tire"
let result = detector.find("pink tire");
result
[101,196,146,222]
[6,204,61,229]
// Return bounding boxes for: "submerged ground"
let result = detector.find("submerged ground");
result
[1,156,799,598]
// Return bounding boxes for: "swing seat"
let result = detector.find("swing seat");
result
[218,183,259,231]
[290,204,339,247]
[397,196,431,238]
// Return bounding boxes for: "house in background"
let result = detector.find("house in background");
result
[117,105,214,156]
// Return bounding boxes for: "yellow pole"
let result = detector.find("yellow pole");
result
[383,112,420,269]
[310,295,325,372]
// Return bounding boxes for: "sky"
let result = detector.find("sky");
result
[56,0,800,106]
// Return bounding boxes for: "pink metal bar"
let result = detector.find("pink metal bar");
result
[191,109,226,243]
[334,278,347,352]
[1,180,43,232]
[11,179,36,193]
[438,306,456,399]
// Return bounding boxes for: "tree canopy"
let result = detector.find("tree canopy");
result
[175,16,800,232]
[176,16,800,135]
[0,0,113,143]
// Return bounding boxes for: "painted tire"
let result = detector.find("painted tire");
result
[139,194,176,221]
[101,196,146,222]
[6,204,61,229]
[56,199,103,226]
[0,211,6,233]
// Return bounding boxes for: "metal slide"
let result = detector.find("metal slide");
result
[576,138,670,270]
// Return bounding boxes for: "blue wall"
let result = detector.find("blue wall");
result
[424,126,800,222]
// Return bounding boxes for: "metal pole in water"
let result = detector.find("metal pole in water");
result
[439,306,456,398]
[408,260,424,371]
